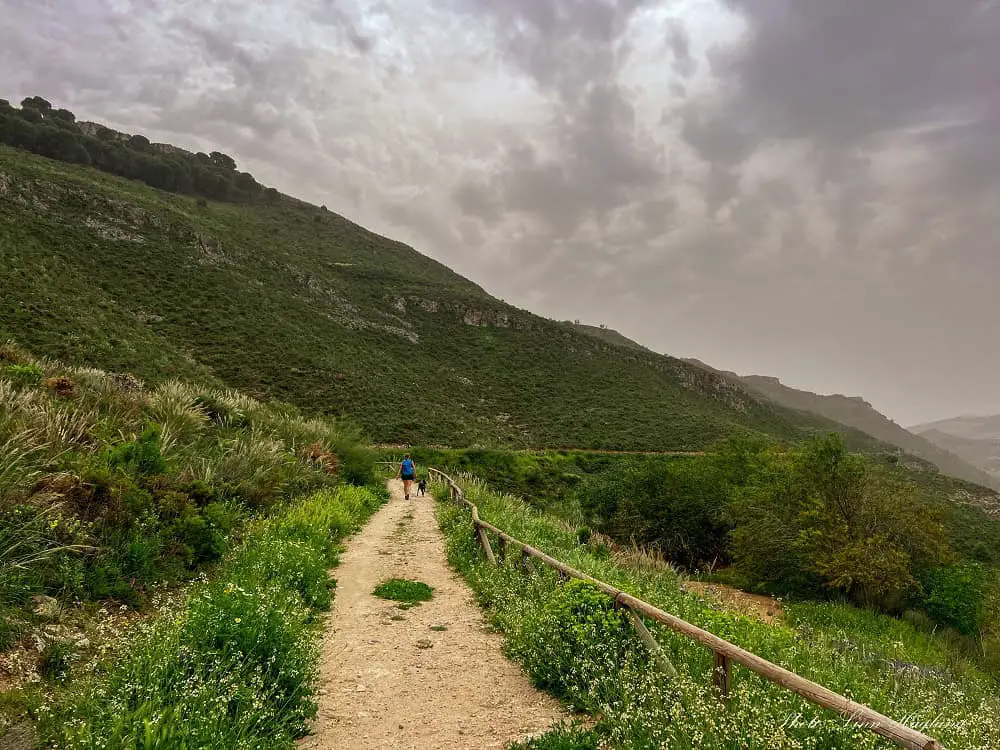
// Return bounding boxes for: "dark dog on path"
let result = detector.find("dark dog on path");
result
[417,478,427,496]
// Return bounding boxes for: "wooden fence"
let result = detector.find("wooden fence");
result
[427,467,945,750]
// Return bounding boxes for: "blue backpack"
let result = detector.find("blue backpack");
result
[401,458,414,475]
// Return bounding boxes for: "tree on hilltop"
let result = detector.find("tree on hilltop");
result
[21,96,52,112]
[210,151,236,172]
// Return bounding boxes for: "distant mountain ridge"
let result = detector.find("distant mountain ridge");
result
[675,358,998,490]
[911,415,1000,485]
[735,374,1000,490]
[567,327,995,487]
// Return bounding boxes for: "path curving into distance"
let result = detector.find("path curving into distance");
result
[300,479,564,750]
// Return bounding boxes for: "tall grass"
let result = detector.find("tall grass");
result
[0,504,92,648]
[0,345,376,669]
[438,479,1000,750]
[0,430,47,500]
[144,380,210,455]
[42,485,384,749]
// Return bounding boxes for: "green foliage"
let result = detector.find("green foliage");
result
[0,346,373,644]
[3,364,43,387]
[440,478,1000,749]
[43,486,382,749]
[420,443,1000,626]
[0,97,268,204]
[373,578,434,605]
[921,563,989,636]
[167,500,235,566]
[39,639,75,681]
[729,435,951,607]
[100,424,167,476]
[574,457,731,569]
[0,503,88,609]
[508,723,601,750]
[512,580,633,712]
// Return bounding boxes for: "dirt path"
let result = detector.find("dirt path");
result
[300,479,564,750]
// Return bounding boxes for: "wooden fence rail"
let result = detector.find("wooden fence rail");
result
[426,467,944,750]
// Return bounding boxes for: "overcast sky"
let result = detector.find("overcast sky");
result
[3,0,999,426]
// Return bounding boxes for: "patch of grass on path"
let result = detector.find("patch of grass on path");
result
[508,723,600,750]
[373,579,434,606]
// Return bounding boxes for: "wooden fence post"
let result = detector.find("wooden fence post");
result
[470,507,497,565]
[477,526,497,565]
[624,608,679,679]
[520,549,533,574]
[497,536,507,562]
[713,651,732,698]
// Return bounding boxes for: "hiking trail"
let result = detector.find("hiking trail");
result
[300,479,564,749]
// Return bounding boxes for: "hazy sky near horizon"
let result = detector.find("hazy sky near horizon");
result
[3,0,999,426]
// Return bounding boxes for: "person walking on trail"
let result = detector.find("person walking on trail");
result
[397,453,417,500]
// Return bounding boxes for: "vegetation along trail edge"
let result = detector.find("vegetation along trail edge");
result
[429,468,946,750]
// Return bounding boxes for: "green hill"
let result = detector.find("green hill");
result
[0,117,962,457]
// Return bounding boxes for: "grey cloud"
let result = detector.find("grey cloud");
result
[451,0,666,264]
[687,1,1000,173]
[308,3,375,53]
[453,180,502,223]
[668,1,1000,287]
[458,0,646,98]
[666,19,695,78]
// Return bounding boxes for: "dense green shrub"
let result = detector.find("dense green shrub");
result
[574,458,731,569]
[2,364,44,387]
[513,580,634,711]
[921,563,989,635]
[0,349,375,637]
[100,424,167,477]
[168,500,235,566]
[729,435,951,606]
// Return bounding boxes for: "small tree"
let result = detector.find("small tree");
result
[51,108,76,124]
[21,96,52,112]
[922,563,988,635]
[0,114,38,149]
[209,151,236,172]
[35,127,91,164]
[16,107,43,124]
[731,435,950,606]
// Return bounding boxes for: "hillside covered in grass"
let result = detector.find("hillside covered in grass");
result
[0,342,373,703]
[0,125,924,455]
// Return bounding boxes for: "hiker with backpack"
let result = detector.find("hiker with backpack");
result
[397,453,417,500]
